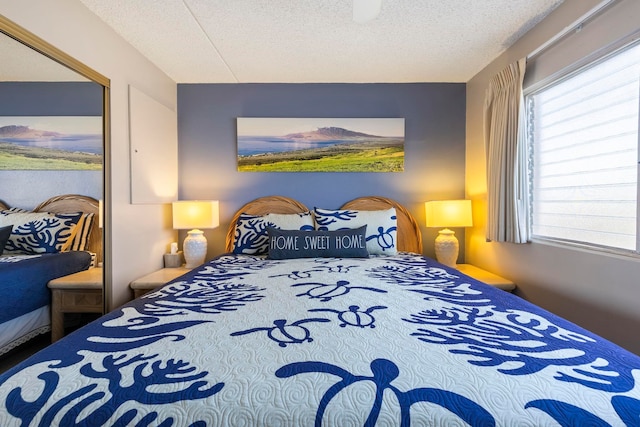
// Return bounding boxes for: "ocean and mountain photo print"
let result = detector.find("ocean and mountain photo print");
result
[237,117,404,172]
[0,116,102,170]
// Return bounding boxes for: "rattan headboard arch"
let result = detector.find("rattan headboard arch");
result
[225,195,422,254]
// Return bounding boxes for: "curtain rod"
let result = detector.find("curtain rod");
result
[527,0,618,60]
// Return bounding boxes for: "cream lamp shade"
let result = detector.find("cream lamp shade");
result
[172,200,220,268]
[425,200,473,268]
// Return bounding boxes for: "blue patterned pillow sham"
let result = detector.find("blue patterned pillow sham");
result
[313,207,398,255]
[0,225,12,256]
[267,226,369,259]
[233,211,315,255]
[0,210,82,254]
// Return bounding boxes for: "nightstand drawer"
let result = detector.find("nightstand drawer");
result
[48,267,103,342]
[54,289,103,312]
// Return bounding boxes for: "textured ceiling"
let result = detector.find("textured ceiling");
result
[78,0,564,83]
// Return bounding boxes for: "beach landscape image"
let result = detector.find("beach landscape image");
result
[0,116,102,170]
[237,118,404,172]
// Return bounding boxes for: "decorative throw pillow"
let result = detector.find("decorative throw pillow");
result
[233,211,315,255]
[0,210,82,254]
[61,212,95,252]
[267,226,369,259]
[313,207,398,255]
[0,225,12,256]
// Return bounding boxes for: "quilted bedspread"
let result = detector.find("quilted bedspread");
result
[0,253,639,426]
[0,251,92,324]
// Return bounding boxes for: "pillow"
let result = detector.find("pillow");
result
[0,225,12,256]
[61,212,96,252]
[233,211,315,255]
[267,226,369,259]
[313,207,398,255]
[0,210,82,254]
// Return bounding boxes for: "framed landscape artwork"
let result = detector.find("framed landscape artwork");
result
[0,116,102,170]
[237,117,404,172]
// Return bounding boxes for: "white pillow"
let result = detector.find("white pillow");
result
[313,207,398,255]
[233,211,314,255]
[0,210,82,254]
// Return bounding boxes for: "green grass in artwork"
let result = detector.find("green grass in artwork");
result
[0,142,101,170]
[238,140,404,172]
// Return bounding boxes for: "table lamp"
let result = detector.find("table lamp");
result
[172,200,219,268]
[425,200,473,268]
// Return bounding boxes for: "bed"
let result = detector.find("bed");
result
[0,195,639,426]
[0,194,100,355]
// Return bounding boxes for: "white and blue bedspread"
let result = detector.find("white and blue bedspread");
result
[1,253,639,426]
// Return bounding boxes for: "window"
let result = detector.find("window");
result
[526,41,640,252]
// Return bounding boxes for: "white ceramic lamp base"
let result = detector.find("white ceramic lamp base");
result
[434,228,459,268]
[183,229,207,268]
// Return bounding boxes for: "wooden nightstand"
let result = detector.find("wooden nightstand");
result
[455,264,516,292]
[130,267,192,299]
[47,267,103,342]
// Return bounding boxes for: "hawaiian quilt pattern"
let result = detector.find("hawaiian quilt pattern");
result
[0,253,639,426]
[233,212,314,255]
[313,207,398,255]
[0,210,82,255]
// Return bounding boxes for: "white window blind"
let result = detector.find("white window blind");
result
[527,42,640,251]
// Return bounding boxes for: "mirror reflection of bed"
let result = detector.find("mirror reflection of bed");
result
[0,19,108,372]
[0,195,102,372]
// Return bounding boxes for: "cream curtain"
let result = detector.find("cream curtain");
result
[484,58,530,243]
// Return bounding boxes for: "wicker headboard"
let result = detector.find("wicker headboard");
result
[225,195,422,254]
[1,194,102,262]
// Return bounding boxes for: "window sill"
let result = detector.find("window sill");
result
[530,236,640,262]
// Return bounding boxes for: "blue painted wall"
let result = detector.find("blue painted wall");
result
[0,81,103,208]
[177,83,466,259]
[0,82,102,116]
